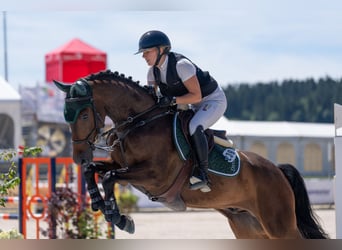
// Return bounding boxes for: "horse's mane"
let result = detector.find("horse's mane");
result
[84,69,156,101]
[85,69,142,88]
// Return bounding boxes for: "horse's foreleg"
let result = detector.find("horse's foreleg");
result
[83,162,104,213]
[102,170,135,234]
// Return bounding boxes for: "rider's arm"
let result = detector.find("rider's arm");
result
[175,59,202,105]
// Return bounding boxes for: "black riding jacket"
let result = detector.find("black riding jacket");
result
[157,52,218,98]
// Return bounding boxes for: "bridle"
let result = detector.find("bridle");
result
[65,94,104,150]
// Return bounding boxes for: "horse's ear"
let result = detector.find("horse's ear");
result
[53,80,71,93]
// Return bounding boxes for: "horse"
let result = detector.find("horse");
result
[54,70,328,239]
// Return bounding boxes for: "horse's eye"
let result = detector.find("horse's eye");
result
[80,113,89,120]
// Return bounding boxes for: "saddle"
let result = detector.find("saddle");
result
[177,110,234,155]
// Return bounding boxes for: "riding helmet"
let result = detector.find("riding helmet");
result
[135,30,171,54]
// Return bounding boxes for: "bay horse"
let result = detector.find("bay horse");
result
[54,70,328,239]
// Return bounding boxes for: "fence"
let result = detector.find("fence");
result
[4,157,113,239]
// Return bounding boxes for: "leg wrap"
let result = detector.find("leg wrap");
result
[88,186,104,212]
[104,198,121,224]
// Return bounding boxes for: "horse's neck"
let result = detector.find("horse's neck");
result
[95,82,154,122]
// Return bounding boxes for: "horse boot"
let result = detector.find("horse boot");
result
[104,197,135,234]
[83,162,105,213]
[189,125,211,192]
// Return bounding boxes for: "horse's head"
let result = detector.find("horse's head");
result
[55,70,158,165]
[54,78,105,165]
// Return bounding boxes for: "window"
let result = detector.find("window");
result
[277,142,295,165]
[250,142,268,158]
[304,143,322,172]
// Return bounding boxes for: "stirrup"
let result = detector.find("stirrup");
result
[189,176,211,192]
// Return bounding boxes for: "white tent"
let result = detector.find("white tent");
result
[0,76,21,150]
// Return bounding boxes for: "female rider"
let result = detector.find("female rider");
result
[135,30,227,192]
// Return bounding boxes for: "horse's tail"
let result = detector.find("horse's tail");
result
[278,163,329,239]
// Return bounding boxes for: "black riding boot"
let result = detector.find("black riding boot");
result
[189,125,211,192]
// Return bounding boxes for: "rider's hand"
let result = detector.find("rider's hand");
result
[158,96,176,108]
[143,85,155,95]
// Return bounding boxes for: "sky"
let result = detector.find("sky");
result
[1,0,342,90]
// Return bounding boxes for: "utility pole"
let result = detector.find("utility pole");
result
[3,11,8,81]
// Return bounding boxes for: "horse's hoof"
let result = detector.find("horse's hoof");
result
[122,215,135,234]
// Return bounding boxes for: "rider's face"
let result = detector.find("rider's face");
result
[142,48,159,66]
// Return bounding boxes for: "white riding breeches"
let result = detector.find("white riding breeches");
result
[189,86,227,135]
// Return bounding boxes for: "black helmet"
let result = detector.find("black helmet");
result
[135,30,171,54]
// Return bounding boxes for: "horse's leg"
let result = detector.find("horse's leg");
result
[82,162,105,213]
[216,208,268,239]
[236,152,303,239]
[102,170,135,234]
[257,202,303,238]
[252,177,303,239]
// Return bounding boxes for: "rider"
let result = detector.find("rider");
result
[135,30,227,192]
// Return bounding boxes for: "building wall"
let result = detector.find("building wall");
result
[230,135,334,177]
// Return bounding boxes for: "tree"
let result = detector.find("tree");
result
[223,77,342,123]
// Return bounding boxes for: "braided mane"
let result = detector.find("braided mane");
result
[83,69,157,101]
[85,69,141,86]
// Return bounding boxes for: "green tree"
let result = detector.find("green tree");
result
[0,146,42,207]
[223,76,342,123]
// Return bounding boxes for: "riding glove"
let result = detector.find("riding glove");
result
[158,96,177,108]
[143,85,155,95]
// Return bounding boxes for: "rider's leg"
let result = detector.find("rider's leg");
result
[189,125,211,192]
[188,87,227,192]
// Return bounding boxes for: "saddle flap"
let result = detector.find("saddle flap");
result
[173,111,240,177]
[173,110,215,159]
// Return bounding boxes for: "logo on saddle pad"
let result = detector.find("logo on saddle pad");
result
[222,148,236,163]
